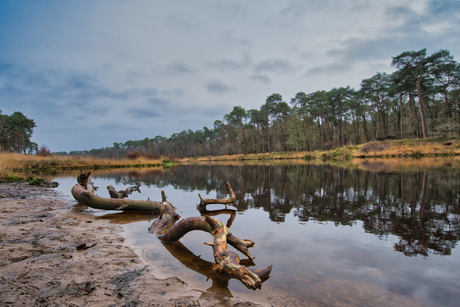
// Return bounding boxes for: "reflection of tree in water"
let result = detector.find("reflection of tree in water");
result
[129,163,460,257]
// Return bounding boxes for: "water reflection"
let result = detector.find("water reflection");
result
[161,241,255,298]
[102,163,460,258]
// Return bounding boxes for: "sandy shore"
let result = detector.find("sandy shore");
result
[0,183,259,306]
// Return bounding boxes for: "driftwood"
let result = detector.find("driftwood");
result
[77,169,91,189]
[205,216,272,290]
[71,173,272,290]
[197,181,236,209]
[149,216,255,260]
[72,183,169,212]
[107,182,141,199]
[150,182,272,290]
[198,207,236,228]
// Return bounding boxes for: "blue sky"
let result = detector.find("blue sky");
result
[1,0,459,152]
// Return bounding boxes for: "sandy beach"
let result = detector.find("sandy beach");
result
[0,183,259,306]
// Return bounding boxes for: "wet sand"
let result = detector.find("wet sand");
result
[0,183,258,306]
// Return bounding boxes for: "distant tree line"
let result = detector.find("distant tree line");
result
[0,111,37,154]
[56,48,460,159]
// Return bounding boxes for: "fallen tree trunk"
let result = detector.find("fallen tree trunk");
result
[72,183,165,212]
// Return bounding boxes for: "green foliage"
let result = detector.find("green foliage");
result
[0,111,37,154]
[25,176,59,187]
[8,173,21,180]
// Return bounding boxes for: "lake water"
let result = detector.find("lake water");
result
[39,158,460,306]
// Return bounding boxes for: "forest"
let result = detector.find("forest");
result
[56,48,459,159]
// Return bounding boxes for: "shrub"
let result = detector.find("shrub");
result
[36,146,53,157]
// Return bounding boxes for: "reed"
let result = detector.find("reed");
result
[0,152,25,177]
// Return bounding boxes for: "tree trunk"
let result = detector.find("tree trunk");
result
[338,99,345,147]
[265,114,270,153]
[443,89,452,119]
[240,120,247,155]
[72,183,165,212]
[400,93,404,139]
[361,108,369,143]
[416,72,428,138]
[376,91,386,138]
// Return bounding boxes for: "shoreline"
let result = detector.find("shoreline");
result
[0,183,259,306]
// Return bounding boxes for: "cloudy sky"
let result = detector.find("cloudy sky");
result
[1,0,459,152]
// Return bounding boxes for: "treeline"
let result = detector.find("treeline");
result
[0,111,37,154]
[57,48,460,159]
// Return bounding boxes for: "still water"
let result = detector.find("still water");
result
[41,159,460,306]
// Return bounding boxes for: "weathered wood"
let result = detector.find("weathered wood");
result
[198,182,236,209]
[198,207,236,228]
[107,185,127,198]
[77,169,91,190]
[205,216,272,290]
[107,182,141,199]
[149,216,255,260]
[72,183,163,212]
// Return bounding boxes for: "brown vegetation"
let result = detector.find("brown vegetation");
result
[35,145,53,157]
[0,152,169,178]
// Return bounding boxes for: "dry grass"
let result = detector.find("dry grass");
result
[350,138,460,157]
[0,152,165,178]
[0,153,24,177]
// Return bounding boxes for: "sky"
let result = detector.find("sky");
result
[1,0,460,152]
